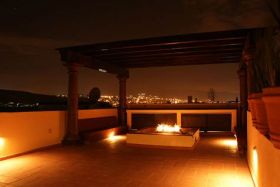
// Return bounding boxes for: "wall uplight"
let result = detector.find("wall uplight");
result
[106,131,126,143]
[252,146,258,187]
[108,132,115,139]
[0,137,5,150]
[98,68,107,73]
[216,139,237,149]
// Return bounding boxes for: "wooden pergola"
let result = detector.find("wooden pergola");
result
[58,28,254,153]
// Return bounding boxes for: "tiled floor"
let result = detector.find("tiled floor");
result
[0,132,254,187]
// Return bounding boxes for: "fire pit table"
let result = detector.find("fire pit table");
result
[127,125,200,149]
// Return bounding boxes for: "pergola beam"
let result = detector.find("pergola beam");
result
[63,30,247,53]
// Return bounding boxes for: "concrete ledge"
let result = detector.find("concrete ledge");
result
[127,129,200,149]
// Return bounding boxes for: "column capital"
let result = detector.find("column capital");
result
[242,46,255,66]
[237,63,247,76]
[66,62,80,72]
[117,71,129,80]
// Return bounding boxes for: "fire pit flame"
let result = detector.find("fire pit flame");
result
[156,124,180,133]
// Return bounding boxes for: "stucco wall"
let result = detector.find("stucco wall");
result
[79,108,118,119]
[247,112,280,187]
[0,109,118,159]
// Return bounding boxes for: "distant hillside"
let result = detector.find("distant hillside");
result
[0,89,66,104]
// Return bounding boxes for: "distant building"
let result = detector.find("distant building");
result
[187,96,193,104]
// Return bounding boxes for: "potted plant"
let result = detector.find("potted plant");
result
[262,27,280,148]
[247,29,270,136]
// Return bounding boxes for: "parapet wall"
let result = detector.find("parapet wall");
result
[247,112,280,187]
[0,109,117,159]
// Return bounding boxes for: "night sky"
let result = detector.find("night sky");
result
[0,0,277,101]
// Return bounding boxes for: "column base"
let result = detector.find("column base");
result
[238,144,247,157]
[120,125,128,134]
[62,134,82,145]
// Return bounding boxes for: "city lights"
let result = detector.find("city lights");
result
[99,93,187,107]
[98,93,233,107]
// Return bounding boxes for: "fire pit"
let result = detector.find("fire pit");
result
[127,124,200,149]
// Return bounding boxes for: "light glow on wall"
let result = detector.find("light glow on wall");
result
[252,146,258,187]
[213,138,238,153]
[108,131,115,139]
[215,139,237,149]
[221,139,237,148]
[106,132,125,143]
[0,137,5,157]
[0,137,5,147]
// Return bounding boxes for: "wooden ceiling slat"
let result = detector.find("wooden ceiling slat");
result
[123,59,238,68]
[97,48,242,61]
[117,56,240,65]
[90,43,243,58]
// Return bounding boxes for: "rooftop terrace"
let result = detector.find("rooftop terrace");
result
[0,132,253,187]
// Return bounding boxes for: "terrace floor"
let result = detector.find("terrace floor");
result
[0,132,254,187]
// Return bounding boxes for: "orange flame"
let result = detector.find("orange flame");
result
[156,124,180,133]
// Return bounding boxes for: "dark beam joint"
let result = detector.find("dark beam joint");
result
[58,49,128,75]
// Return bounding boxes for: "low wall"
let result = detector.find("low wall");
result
[247,112,280,187]
[126,109,237,131]
[0,109,117,159]
[79,109,117,119]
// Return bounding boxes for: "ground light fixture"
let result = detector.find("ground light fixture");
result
[252,146,258,187]
[0,137,5,156]
[106,132,126,143]
[0,137,5,147]
[107,131,115,139]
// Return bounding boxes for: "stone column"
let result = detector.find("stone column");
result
[117,72,129,132]
[64,62,80,144]
[237,63,248,155]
